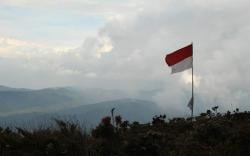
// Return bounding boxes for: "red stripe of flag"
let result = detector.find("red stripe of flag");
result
[165,44,193,66]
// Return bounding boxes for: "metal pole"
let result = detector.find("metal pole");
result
[191,43,194,118]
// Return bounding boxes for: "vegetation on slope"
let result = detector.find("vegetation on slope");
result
[0,107,250,156]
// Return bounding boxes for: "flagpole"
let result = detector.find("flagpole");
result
[191,43,194,118]
[165,43,194,118]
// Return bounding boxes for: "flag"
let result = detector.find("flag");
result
[165,44,193,73]
[187,97,193,110]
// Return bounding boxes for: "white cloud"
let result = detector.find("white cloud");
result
[0,0,138,17]
[96,36,113,58]
[181,71,202,87]
[0,0,250,115]
[77,0,250,114]
[85,72,97,78]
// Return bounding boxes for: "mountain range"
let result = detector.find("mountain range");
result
[0,86,163,127]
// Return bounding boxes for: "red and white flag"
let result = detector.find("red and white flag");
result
[165,44,193,74]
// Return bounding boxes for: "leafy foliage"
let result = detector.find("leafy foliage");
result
[0,108,250,155]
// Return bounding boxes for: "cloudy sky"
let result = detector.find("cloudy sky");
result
[0,0,249,115]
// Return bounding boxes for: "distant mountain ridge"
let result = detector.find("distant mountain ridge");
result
[0,85,163,127]
[60,98,162,124]
[0,86,85,115]
[0,85,32,92]
[0,98,162,127]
